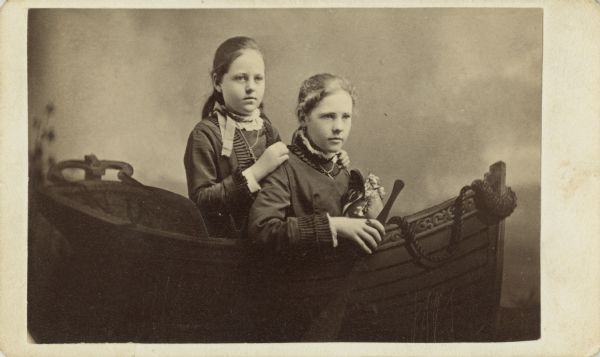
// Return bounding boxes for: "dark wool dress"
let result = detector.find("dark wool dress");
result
[248,135,351,253]
[247,134,357,342]
[184,113,280,238]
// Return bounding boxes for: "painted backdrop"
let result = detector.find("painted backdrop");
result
[28,8,541,306]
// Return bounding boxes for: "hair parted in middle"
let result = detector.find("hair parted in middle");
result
[296,73,357,123]
[201,36,264,118]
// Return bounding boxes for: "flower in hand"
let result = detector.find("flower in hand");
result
[363,173,385,218]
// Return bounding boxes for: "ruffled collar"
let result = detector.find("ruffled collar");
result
[292,128,339,165]
[289,128,346,179]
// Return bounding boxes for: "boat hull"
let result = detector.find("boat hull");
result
[29,159,513,342]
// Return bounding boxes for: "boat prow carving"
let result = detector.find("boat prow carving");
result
[384,161,517,270]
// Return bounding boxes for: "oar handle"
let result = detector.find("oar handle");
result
[376,179,404,224]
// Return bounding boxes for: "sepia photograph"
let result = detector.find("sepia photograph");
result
[2,1,600,356]
[26,7,541,344]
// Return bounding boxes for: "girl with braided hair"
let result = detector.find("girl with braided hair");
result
[249,73,386,255]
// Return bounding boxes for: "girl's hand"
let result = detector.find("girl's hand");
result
[329,217,385,254]
[337,150,350,168]
[250,142,289,181]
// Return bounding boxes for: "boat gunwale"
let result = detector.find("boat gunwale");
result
[36,186,241,248]
[403,191,475,222]
[38,180,483,252]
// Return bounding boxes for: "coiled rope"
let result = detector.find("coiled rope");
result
[396,180,517,269]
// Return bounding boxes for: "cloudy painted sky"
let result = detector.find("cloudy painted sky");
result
[28,8,541,305]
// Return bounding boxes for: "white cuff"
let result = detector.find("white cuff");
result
[242,168,261,193]
[327,213,338,247]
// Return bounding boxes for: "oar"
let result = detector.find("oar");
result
[302,179,405,341]
[377,180,405,224]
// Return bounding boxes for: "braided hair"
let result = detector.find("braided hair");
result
[296,73,357,124]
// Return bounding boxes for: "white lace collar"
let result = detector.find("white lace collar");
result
[297,129,338,162]
[215,103,264,131]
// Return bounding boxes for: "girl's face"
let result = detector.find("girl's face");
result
[215,49,265,115]
[303,90,353,155]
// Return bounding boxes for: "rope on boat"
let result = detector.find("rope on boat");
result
[398,179,517,270]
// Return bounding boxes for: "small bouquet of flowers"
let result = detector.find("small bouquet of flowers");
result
[342,171,386,219]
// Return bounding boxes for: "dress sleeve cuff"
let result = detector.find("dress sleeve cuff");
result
[296,213,333,248]
[242,167,261,193]
[231,169,253,200]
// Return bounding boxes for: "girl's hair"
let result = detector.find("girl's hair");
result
[202,36,264,118]
[296,73,357,123]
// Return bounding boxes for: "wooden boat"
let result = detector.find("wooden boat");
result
[30,155,516,343]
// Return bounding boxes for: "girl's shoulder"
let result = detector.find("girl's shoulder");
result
[259,156,292,188]
[284,146,308,170]
[190,114,220,137]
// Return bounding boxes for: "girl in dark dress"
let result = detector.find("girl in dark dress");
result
[249,73,385,255]
[248,73,387,341]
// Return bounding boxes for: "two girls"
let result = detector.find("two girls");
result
[184,37,385,341]
[184,36,382,253]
